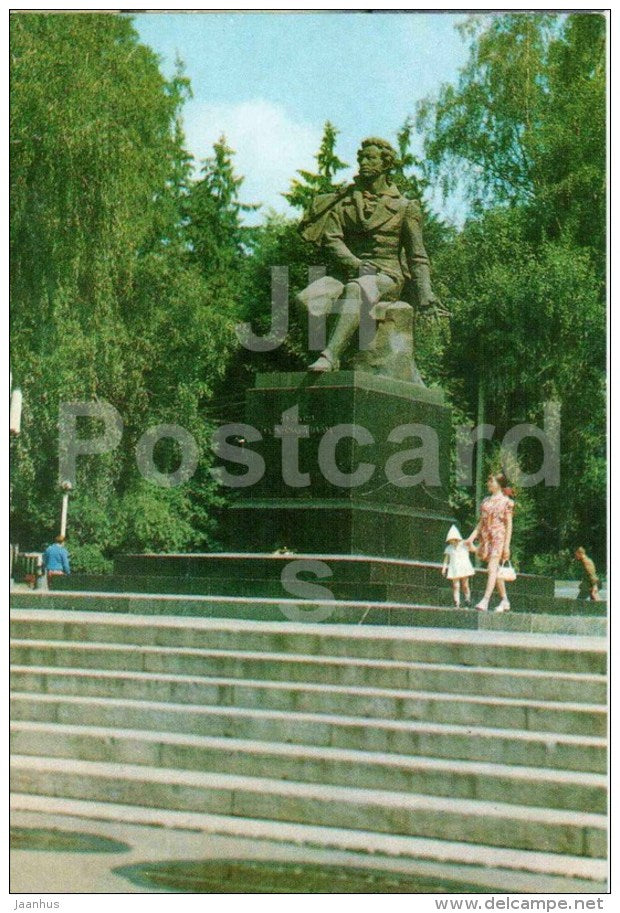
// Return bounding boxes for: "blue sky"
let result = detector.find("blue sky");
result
[133,11,473,223]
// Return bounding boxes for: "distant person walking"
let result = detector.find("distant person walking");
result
[464,473,514,613]
[43,535,70,579]
[575,547,601,601]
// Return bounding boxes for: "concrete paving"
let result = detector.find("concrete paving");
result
[10,805,607,894]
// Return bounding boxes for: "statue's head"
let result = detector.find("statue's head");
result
[357,137,398,179]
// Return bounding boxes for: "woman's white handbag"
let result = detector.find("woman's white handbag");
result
[497,561,517,582]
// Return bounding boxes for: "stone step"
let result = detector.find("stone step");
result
[10,591,607,633]
[10,638,607,704]
[10,755,606,856]
[11,666,606,736]
[10,721,607,813]
[48,574,598,618]
[11,693,606,773]
[113,552,555,597]
[9,611,607,673]
[9,793,607,892]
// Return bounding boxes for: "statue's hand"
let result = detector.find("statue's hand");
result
[418,287,450,320]
[429,300,451,320]
[417,286,436,310]
[345,259,376,280]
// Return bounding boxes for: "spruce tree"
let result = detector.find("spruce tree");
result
[284,121,348,211]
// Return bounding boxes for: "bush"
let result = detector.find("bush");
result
[68,543,113,575]
[531,549,579,580]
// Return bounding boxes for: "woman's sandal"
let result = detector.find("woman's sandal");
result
[475,599,489,612]
[495,599,511,613]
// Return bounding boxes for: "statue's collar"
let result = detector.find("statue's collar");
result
[351,179,400,199]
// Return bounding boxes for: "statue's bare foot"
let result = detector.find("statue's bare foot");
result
[308,354,338,372]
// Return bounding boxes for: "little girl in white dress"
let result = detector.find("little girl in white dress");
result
[441,525,475,608]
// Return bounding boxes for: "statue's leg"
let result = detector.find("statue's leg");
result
[308,281,363,372]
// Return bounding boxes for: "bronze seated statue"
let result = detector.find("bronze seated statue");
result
[296,136,447,386]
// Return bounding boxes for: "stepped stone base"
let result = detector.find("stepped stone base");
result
[218,502,454,563]
[114,552,554,595]
[41,551,608,627]
[15,590,606,636]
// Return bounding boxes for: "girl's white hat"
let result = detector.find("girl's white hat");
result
[446,524,462,542]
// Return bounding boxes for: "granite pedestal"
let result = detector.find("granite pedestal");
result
[216,371,454,562]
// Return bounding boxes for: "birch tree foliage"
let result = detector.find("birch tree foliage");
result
[10,13,241,564]
[418,12,606,568]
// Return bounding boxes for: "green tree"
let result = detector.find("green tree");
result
[393,117,454,258]
[417,12,605,270]
[284,121,348,211]
[232,124,351,385]
[434,210,604,564]
[185,136,258,285]
[10,13,241,566]
[417,13,606,566]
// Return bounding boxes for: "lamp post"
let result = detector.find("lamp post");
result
[59,480,73,538]
[473,377,486,568]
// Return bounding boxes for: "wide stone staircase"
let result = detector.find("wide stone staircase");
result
[10,578,608,893]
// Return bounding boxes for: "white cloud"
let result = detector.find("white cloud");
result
[181,98,324,219]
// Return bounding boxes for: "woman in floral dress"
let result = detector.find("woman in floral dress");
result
[464,472,514,612]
